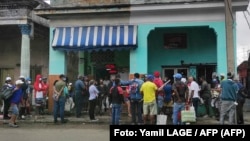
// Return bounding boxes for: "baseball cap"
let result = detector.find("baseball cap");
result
[15,80,24,85]
[173,73,182,79]
[19,75,25,79]
[227,72,234,79]
[154,71,160,77]
[26,77,31,81]
[147,74,154,81]
[59,74,65,79]
[6,77,11,81]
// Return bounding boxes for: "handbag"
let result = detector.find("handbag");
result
[0,86,14,100]
[156,114,168,125]
[53,93,58,101]
[181,105,196,123]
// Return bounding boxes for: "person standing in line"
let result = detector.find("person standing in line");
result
[153,71,164,114]
[8,80,23,128]
[172,73,189,125]
[219,72,239,125]
[18,76,29,120]
[33,74,46,119]
[97,79,108,115]
[25,77,33,118]
[109,78,124,125]
[161,76,173,116]
[199,76,212,117]
[187,76,200,117]
[140,75,158,125]
[129,73,144,125]
[88,79,99,121]
[83,76,90,112]
[74,75,85,118]
[53,74,68,124]
[42,77,49,111]
[234,76,246,124]
[2,77,14,120]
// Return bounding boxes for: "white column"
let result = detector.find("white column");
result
[19,24,31,78]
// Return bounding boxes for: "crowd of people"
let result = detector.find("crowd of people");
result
[0,71,248,127]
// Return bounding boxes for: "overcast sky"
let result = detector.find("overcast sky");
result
[237,9,250,65]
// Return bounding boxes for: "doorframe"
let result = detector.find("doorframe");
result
[162,66,189,80]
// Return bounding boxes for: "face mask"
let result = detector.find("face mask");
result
[28,81,31,84]
[63,78,66,81]
[39,78,42,81]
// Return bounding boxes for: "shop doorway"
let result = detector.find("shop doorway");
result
[162,67,188,81]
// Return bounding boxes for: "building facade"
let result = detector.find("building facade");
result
[34,0,249,112]
[0,0,50,86]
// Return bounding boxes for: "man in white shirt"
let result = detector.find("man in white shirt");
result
[187,76,200,117]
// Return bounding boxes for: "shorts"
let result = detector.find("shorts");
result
[143,100,157,115]
[11,104,19,115]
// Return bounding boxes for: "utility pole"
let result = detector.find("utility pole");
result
[225,0,235,73]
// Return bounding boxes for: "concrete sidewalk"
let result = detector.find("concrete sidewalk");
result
[1,111,250,125]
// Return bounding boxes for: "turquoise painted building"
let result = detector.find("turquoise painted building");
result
[35,0,249,85]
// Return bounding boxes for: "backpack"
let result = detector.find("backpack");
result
[109,86,124,104]
[129,79,143,100]
[0,85,14,100]
[129,80,140,95]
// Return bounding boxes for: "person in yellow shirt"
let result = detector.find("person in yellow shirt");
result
[140,74,158,124]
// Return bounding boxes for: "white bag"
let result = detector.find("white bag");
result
[36,91,44,99]
[65,99,71,112]
[65,97,74,112]
[156,114,168,125]
[181,105,196,123]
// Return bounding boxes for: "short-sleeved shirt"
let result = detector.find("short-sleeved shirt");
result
[140,81,158,103]
[190,81,200,98]
[55,80,66,97]
[172,81,188,103]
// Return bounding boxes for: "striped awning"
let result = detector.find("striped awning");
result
[52,25,137,51]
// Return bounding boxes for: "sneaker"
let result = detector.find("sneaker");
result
[9,123,18,128]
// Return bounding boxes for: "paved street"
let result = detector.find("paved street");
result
[0,111,250,141]
[0,123,109,141]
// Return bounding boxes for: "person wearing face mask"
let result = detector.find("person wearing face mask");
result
[18,76,29,120]
[25,77,33,118]
[33,74,46,119]
[53,74,68,124]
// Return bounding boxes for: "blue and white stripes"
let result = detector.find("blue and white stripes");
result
[52,25,137,51]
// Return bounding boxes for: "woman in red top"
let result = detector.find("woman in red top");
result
[33,74,46,118]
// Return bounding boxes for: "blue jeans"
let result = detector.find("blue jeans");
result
[111,104,122,125]
[172,102,185,125]
[192,98,200,117]
[53,96,66,122]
